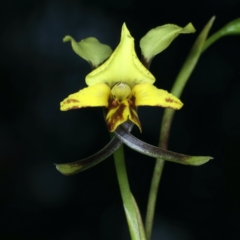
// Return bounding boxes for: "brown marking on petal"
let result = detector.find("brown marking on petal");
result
[106,103,126,131]
[165,98,181,105]
[128,95,136,108]
[165,97,174,103]
[108,98,119,110]
[141,54,153,69]
[112,99,119,108]
[67,106,79,110]
[129,107,142,131]
[66,99,79,104]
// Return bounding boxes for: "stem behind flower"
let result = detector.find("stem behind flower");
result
[145,16,216,240]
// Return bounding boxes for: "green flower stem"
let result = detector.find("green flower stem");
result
[145,17,216,240]
[202,18,240,52]
[145,158,165,240]
[202,30,223,52]
[113,143,146,240]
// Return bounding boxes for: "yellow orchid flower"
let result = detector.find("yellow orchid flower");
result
[60,23,195,132]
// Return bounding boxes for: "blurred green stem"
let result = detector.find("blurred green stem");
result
[144,158,165,240]
[114,143,146,240]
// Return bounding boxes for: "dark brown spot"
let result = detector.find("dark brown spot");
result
[128,95,136,108]
[165,98,173,103]
[66,99,79,104]
[108,98,119,109]
[165,98,180,104]
[67,106,79,110]
[140,54,153,69]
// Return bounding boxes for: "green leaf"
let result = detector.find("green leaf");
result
[63,36,112,67]
[203,18,240,52]
[140,23,196,63]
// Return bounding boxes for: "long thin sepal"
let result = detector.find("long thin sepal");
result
[55,122,133,176]
[114,123,212,166]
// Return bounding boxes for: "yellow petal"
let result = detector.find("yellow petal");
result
[86,23,155,88]
[132,83,183,110]
[140,23,196,62]
[106,99,141,132]
[63,36,112,67]
[60,83,110,111]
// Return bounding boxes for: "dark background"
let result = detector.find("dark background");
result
[1,0,240,239]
